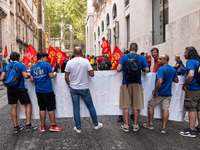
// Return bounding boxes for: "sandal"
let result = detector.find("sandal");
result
[120,124,129,132]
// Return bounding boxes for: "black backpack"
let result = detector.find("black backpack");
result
[100,60,109,70]
[125,54,141,86]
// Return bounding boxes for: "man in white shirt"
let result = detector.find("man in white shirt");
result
[65,47,103,133]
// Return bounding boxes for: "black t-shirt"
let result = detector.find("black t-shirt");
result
[176,60,183,69]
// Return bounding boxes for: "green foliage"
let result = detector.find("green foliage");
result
[45,0,87,41]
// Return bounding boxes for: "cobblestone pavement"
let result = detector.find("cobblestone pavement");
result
[0,86,200,150]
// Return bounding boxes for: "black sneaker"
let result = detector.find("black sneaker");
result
[25,123,38,131]
[179,128,196,138]
[117,115,123,122]
[195,126,200,135]
[13,125,24,134]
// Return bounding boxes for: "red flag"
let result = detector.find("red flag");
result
[48,46,57,67]
[4,45,8,58]
[56,47,66,69]
[111,46,123,70]
[23,45,38,68]
[105,46,112,61]
[101,38,109,55]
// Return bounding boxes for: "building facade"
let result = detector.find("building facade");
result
[86,0,200,65]
[0,0,45,58]
[50,24,85,55]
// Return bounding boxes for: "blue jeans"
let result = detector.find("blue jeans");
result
[70,88,98,129]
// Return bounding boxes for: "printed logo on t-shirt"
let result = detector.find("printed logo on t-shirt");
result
[33,67,46,78]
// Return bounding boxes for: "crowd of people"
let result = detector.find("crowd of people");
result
[0,42,200,138]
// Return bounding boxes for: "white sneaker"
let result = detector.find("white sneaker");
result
[94,123,103,130]
[74,127,81,134]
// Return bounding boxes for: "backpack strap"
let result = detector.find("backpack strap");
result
[127,54,132,59]
[135,54,139,60]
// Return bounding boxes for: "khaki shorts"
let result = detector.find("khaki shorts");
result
[148,95,171,110]
[184,90,200,112]
[120,83,144,109]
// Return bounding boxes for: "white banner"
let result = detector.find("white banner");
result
[19,71,185,121]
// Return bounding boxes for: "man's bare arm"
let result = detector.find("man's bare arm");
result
[22,72,30,79]
[153,78,163,97]
[117,64,123,72]
[65,72,70,87]
[88,70,94,77]
[182,70,194,91]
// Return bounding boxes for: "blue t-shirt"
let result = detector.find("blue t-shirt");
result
[119,53,148,84]
[153,65,178,97]
[185,59,200,90]
[30,62,53,93]
[3,62,27,88]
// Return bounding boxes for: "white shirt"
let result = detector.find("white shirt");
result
[65,57,93,89]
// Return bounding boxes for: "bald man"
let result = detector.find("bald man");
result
[173,55,185,75]
[143,54,179,134]
[65,47,103,134]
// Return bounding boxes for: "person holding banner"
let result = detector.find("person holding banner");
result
[0,52,38,133]
[30,52,62,132]
[117,43,149,132]
[143,54,178,134]
[179,47,200,138]
[65,47,103,134]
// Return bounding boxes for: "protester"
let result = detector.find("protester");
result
[99,54,112,70]
[90,55,95,70]
[67,54,72,60]
[143,54,178,133]
[117,43,149,132]
[173,55,185,75]
[0,52,38,133]
[146,52,151,71]
[151,48,161,73]
[2,58,7,67]
[179,47,200,138]
[87,55,90,62]
[140,52,144,56]
[65,47,103,133]
[30,52,62,132]
[61,57,68,73]
[97,55,104,70]
[93,56,98,71]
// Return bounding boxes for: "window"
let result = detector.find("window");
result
[65,45,70,49]
[101,21,104,32]
[18,3,20,14]
[125,0,129,7]
[152,0,168,45]
[65,27,69,32]
[22,8,24,17]
[98,27,100,37]
[27,15,29,25]
[18,24,20,36]
[94,32,96,41]
[106,14,110,27]
[65,36,69,40]
[73,44,78,48]
[126,15,130,48]
[112,4,117,20]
